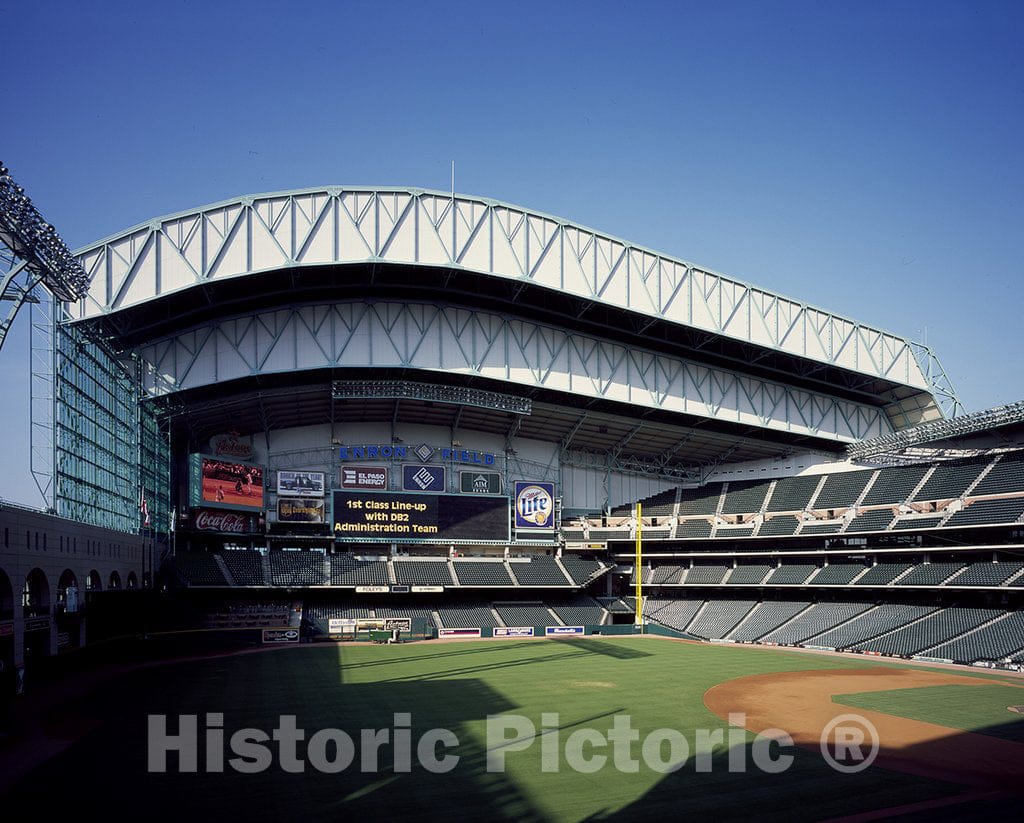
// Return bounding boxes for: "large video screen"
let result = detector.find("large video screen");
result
[332,491,509,542]
[189,454,265,511]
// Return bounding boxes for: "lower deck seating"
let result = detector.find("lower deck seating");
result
[758,602,872,644]
[270,551,326,586]
[176,552,228,586]
[688,600,756,639]
[437,605,500,628]
[509,556,571,586]
[549,597,605,626]
[728,601,810,641]
[494,603,556,627]
[220,550,266,585]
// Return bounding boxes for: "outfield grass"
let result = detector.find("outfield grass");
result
[835,683,1024,743]
[9,637,1019,821]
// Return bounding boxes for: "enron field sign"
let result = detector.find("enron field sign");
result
[332,490,510,542]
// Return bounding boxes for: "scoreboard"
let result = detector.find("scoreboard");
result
[332,490,510,542]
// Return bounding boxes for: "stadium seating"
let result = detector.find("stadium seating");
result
[894,562,965,586]
[971,451,1024,496]
[851,607,999,656]
[649,565,683,584]
[559,556,606,586]
[676,519,713,538]
[912,457,990,501]
[392,560,454,586]
[949,561,1024,587]
[684,564,730,584]
[643,598,704,633]
[759,515,800,536]
[727,601,810,642]
[765,474,820,512]
[687,600,756,639]
[721,480,772,515]
[927,611,1024,662]
[175,552,229,586]
[890,516,944,531]
[764,564,816,585]
[813,470,873,510]
[330,555,389,586]
[220,550,266,585]
[612,488,676,517]
[437,605,500,628]
[861,464,929,505]
[509,556,571,586]
[677,485,722,516]
[270,551,326,586]
[452,560,514,586]
[944,498,1024,527]
[727,564,772,585]
[550,596,606,626]
[758,601,872,644]
[810,563,865,586]
[853,563,912,585]
[494,603,556,627]
[846,508,895,533]
[812,604,935,650]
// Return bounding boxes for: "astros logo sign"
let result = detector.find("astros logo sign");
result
[515,482,555,529]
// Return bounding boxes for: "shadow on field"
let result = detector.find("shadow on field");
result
[557,638,652,660]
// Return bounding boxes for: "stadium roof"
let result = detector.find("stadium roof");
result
[69,187,959,427]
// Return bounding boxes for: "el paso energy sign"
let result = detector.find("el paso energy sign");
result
[333,491,509,542]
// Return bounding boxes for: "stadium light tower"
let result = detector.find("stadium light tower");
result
[0,161,90,352]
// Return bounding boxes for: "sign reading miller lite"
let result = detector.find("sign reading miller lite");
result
[514,481,555,530]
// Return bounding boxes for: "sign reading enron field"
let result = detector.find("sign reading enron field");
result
[332,490,509,542]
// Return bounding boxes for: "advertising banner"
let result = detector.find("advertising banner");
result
[262,629,300,643]
[439,628,482,638]
[460,470,502,494]
[192,508,258,534]
[514,481,556,530]
[493,627,535,638]
[340,465,388,490]
[333,491,510,542]
[402,464,446,492]
[276,470,325,497]
[190,454,265,511]
[545,625,585,636]
[277,497,326,523]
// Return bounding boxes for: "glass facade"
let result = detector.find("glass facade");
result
[51,316,170,537]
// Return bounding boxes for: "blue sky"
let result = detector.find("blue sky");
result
[1,0,1021,505]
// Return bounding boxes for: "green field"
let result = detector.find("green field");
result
[9,637,1024,821]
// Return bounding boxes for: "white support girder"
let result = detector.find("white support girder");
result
[135,301,893,443]
[69,187,934,394]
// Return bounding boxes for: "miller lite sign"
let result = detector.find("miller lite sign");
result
[514,481,555,530]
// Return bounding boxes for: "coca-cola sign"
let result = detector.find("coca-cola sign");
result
[192,508,256,534]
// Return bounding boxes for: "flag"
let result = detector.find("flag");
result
[140,490,151,527]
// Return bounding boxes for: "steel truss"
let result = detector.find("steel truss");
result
[135,301,891,443]
[66,187,953,406]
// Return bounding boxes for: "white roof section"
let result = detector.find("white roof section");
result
[69,186,935,393]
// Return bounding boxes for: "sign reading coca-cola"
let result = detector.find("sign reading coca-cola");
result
[192,508,257,534]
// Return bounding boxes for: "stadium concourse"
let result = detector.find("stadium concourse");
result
[2,185,1024,709]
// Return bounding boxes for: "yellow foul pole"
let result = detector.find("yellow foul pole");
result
[634,501,643,629]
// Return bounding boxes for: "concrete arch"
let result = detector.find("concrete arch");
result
[0,566,12,618]
[109,570,122,590]
[86,570,102,592]
[23,568,49,616]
